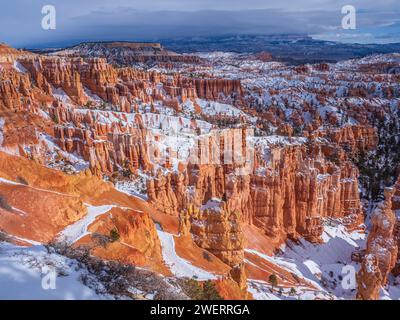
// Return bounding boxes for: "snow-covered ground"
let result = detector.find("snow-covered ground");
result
[247,220,367,300]
[115,173,149,200]
[13,60,28,73]
[0,117,4,147]
[0,242,111,300]
[156,227,217,280]
[58,204,114,244]
[52,87,72,104]
[194,99,255,122]
[0,236,188,300]
[38,133,89,172]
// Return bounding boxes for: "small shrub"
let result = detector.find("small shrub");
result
[53,113,59,124]
[268,274,278,290]
[0,230,10,242]
[109,229,120,242]
[122,169,131,178]
[111,171,119,179]
[0,194,12,211]
[91,233,111,248]
[202,251,212,262]
[16,176,28,185]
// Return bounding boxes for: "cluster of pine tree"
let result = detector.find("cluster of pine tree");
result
[353,108,400,201]
[182,279,222,300]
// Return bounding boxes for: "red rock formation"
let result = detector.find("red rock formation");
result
[389,178,400,277]
[7,53,247,123]
[251,52,273,62]
[145,132,364,291]
[0,69,37,110]
[357,188,398,300]
[188,200,247,291]
[20,57,87,105]
[324,125,378,154]
[194,79,243,100]
[2,43,394,300]
[49,106,153,176]
[85,207,166,273]
[250,145,362,242]
[148,134,362,244]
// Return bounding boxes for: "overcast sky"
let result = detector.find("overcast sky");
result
[1,0,399,47]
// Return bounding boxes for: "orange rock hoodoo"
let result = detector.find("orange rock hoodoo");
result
[148,139,363,244]
[357,187,399,300]
[193,79,243,100]
[50,106,152,176]
[14,56,244,112]
[323,125,378,154]
[144,130,364,291]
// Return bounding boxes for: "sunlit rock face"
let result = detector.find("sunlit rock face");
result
[357,188,398,300]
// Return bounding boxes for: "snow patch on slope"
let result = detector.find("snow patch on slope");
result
[247,221,366,300]
[156,229,216,280]
[59,205,114,244]
[115,172,149,200]
[0,118,4,146]
[13,61,28,73]
[38,133,89,172]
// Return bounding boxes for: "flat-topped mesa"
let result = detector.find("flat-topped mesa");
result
[357,187,399,300]
[96,42,163,50]
[55,41,201,66]
[393,178,400,211]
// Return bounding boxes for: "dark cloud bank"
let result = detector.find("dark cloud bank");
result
[1,0,399,48]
